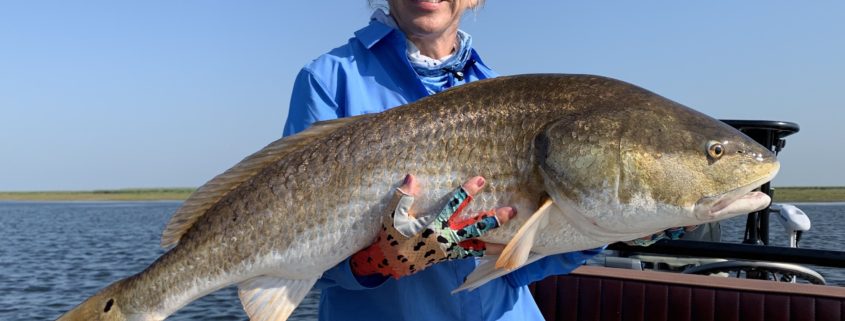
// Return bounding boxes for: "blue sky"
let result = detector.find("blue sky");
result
[1,1,843,191]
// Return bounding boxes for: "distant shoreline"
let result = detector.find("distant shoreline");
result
[1,186,844,203]
[771,187,845,203]
[0,188,195,201]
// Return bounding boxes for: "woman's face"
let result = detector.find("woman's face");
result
[388,0,477,39]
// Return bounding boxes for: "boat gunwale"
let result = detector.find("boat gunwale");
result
[570,265,845,299]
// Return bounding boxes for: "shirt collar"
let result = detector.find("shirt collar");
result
[354,10,402,49]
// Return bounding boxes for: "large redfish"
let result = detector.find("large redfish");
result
[56,74,778,321]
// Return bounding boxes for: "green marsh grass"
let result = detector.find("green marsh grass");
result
[773,187,845,203]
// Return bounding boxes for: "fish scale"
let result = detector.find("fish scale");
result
[56,74,779,321]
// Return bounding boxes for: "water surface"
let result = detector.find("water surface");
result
[0,201,318,321]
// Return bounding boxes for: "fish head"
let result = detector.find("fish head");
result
[536,93,779,242]
[55,282,132,321]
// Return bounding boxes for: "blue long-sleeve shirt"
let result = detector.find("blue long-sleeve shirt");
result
[284,17,603,321]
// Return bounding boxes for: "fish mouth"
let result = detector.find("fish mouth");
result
[706,190,771,218]
[693,163,780,222]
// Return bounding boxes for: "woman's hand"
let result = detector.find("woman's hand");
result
[350,174,515,278]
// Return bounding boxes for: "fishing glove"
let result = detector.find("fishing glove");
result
[351,181,505,279]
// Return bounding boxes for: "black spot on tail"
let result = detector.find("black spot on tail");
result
[104,298,114,313]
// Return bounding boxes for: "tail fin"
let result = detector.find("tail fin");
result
[55,279,133,321]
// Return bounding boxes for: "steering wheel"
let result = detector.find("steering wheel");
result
[682,261,826,285]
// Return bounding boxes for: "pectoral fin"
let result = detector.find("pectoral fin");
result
[238,276,317,321]
[454,253,546,293]
[495,199,553,270]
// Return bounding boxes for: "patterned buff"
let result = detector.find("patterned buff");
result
[351,187,500,278]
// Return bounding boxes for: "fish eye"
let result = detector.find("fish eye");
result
[706,141,724,159]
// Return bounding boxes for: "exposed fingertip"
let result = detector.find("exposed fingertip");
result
[462,176,484,195]
[399,174,421,196]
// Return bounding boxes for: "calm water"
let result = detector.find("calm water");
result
[0,201,318,321]
[1,201,843,320]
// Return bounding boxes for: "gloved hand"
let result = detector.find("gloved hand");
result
[626,226,699,247]
[350,174,515,279]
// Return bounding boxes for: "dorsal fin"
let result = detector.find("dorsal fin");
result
[160,115,370,248]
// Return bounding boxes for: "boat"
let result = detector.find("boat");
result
[529,120,845,321]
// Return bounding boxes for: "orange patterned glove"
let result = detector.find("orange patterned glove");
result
[351,175,514,278]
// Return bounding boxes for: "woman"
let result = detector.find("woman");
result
[284,1,602,320]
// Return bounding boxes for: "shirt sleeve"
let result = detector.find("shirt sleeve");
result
[283,67,341,137]
[503,247,606,288]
